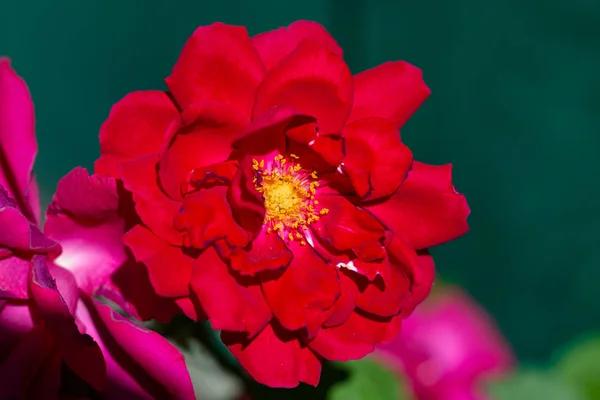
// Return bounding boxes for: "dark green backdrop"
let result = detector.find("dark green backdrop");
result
[2,0,599,364]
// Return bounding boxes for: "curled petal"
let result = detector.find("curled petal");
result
[253,39,353,134]
[158,102,246,200]
[309,311,402,361]
[365,162,470,249]
[261,243,340,337]
[166,22,265,118]
[95,91,178,178]
[124,225,193,298]
[324,271,358,327]
[222,323,322,388]
[311,195,386,259]
[190,246,271,336]
[401,251,436,317]
[119,154,183,245]
[342,118,413,200]
[174,187,251,250]
[228,156,266,233]
[347,61,430,129]
[229,229,293,276]
[0,59,39,222]
[29,255,106,392]
[252,20,343,71]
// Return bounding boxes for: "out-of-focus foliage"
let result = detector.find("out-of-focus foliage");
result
[555,335,600,400]
[489,370,584,400]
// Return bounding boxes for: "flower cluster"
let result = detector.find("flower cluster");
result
[0,20,470,397]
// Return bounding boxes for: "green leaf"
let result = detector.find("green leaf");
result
[488,370,584,400]
[328,358,412,400]
[555,335,600,399]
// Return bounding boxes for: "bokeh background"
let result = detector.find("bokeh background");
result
[2,0,599,398]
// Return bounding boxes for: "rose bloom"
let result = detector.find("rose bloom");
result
[95,21,470,387]
[0,59,194,399]
[375,288,515,400]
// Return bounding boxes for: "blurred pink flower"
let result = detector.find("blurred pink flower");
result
[0,59,195,399]
[375,288,515,400]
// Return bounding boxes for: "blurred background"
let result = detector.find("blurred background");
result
[2,0,599,398]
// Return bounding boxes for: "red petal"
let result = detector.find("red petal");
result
[401,251,436,317]
[174,187,251,249]
[227,156,266,233]
[311,195,387,258]
[158,102,246,200]
[124,225,193,298]
[229,230,293,276]
[95,91,178,178]
[253,39,353,134]
[309,311,402,361]
[252,20,343,71]
[233,106,313,158]
[261,243,339,337]
[347,61,430,129]
[355,236,419,317]
[365,162,470,249]
[342,118,413,200]
[324,271,358,327]
[190,246,271,336]
[222,323,322,388]
[166,23,265,118]
[187,160,238,194]
[119,154,183,245]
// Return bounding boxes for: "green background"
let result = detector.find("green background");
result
[2,0,599,365]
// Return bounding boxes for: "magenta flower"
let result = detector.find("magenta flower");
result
[0,59,195,399]
[375,288,515,400]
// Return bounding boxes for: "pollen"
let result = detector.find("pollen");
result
[253,154,328,244]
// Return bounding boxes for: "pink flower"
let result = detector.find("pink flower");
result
[0,59,195,399]
[375,288,514,400]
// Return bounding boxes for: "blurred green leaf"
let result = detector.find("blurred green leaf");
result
[488,370,584,400]
[328,358,412,400]
[555,336,600,399]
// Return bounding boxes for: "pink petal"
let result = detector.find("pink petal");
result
[29,255,106,392]
[0,58,39,223]
[45,168,128,295]
[89,300,196,400]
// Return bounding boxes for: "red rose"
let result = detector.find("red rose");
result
[95,20,470,388]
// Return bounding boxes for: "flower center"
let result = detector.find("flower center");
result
[252,154,328,244]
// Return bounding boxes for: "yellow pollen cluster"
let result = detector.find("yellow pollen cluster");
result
[252,154,329,245]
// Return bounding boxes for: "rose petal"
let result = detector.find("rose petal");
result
[229,229,293,276]
[95,91,178,178]
[174,187,251,250]
[0,257,29,299]
[228,156,266,233]
[124,225,193,298]
[309,311,402,361]
[252,20,343,71]
[79,299,196,400]
[311,195,387,259]
[166,22,265,118]
[29,255,106,392]
[0,58,39,223]
[401,251,436,317]
[324,271,358,327]
[222,323,322,388]
[253,39,353,134]
[347,61,430,129]
[158,102,246,200]
[365,162,470,249]
[45,168,128,295]
[342,118,413,200]
[190,246,271,337]
[261,243,339,337]
[119,154,183,245]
